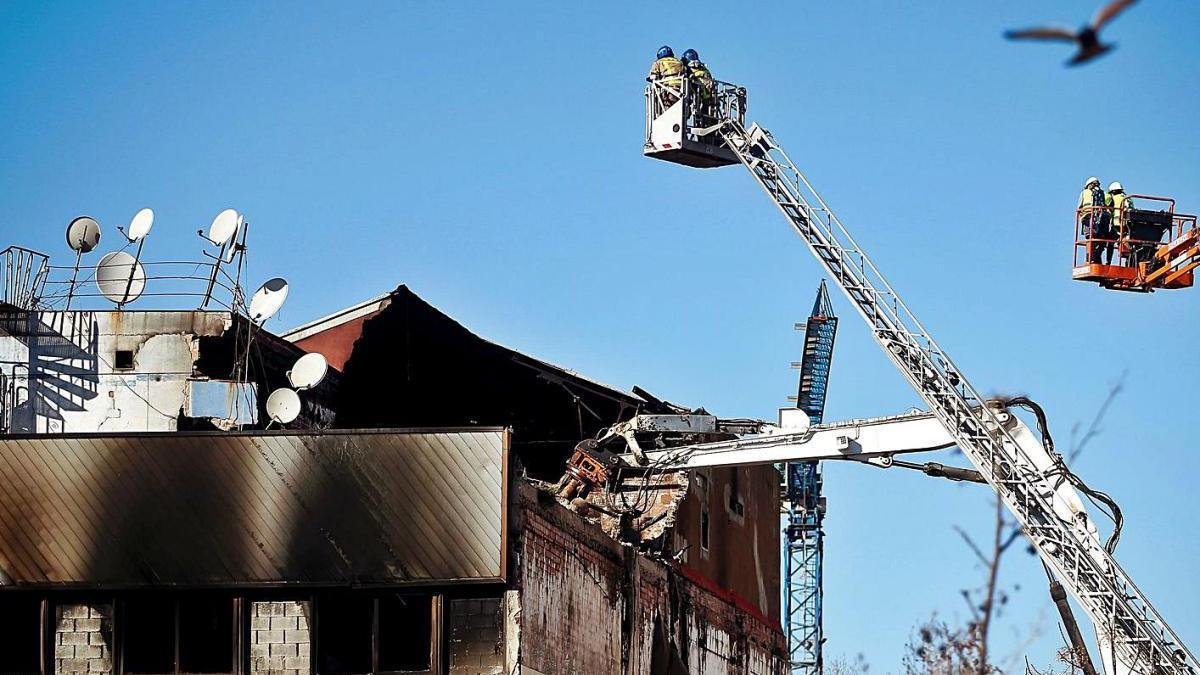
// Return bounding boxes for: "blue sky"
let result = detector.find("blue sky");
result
[2,1,1197,670]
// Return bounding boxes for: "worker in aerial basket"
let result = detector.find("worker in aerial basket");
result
[647,45,685,107]
[1077,177,1112,265]
[1109,181,1137,262]
[682,49,715,118]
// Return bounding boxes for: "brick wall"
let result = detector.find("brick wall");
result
[514,483,787,675]
[249,601,311,674]
[54,603,112,674]
[448,597,505,675]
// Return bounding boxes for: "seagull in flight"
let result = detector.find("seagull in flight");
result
[1005,0,1139,66]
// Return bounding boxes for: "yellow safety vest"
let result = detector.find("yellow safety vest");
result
[649,57,684,89]
[1112,193,1134,229]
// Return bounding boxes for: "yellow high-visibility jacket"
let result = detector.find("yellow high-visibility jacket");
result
[649,57,684,89]
[1078,186,1105,223]
[1112,192,1134,232]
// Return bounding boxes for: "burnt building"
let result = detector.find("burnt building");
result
[0,285,786,674]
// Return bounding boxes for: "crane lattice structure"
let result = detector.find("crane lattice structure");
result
[784,281,837,675]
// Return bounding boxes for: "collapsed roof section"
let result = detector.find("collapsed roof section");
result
[287,285,647,479]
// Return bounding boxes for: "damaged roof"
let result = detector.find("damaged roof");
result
[0,428,507,587]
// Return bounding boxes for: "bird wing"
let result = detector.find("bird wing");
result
[1004,27,1078,42]
[1092,0,1138,30]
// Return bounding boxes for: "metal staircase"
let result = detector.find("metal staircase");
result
[711,118,1197,675]
[784,281,837,675]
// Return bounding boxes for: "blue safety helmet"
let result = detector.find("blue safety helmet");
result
[682,49,699,63]
[657,46,674,59]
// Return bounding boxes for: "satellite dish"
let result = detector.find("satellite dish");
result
[222,213,245,263]
[207,209,240,246]
[66,216,102,253]
[95,251,146,304]
[127,208,154,241]
[266,387,301,424]
[287,352,328,391]
[248,277,288,322]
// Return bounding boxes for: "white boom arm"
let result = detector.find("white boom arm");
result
[622,406,1123,674]
[623,410,955,469]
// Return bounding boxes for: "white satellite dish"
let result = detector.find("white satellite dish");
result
[266,387,301,424]
[222,213,245,263]
[66,216,101,253]
[95,251,146,304]
[287,352,328,391]
[127,208,154,241]
[248,277,288,322]
[207,209,240,246]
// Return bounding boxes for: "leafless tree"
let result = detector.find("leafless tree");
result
[902,378,1125,674]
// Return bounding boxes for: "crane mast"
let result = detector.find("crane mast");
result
[643,77,1196,675]
[784,281,837,675]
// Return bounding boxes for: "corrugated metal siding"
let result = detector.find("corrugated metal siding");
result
[0,428,507,587]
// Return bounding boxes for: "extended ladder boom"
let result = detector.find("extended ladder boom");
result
[708,119,1196,675]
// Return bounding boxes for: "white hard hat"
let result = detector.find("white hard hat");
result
[1085,176,1100,187]
[1108,181,1123,192]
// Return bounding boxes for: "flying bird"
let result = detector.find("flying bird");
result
[1004,0,1139,66]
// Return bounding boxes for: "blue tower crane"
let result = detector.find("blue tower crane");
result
[784,280,837,675]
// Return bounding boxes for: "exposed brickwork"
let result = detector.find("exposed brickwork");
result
[449,597,505,674]
[249,601,311,674]
[55,603,112,674]
[514,482,787,675]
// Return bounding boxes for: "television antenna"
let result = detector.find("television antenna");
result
[264,352,329,429]
[199,208,249,308]
[287,352,328,391]
[265,387,301,428]
[114,207,154,309]
[248,277,288,323]
[95,251,146,306]
[64,216,101,311]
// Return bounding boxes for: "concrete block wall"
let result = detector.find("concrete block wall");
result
[249,601,311,674]
[448,597,504,675]
[54,603,112,674]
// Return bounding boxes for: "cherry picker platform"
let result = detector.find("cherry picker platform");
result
[1073,196,1199,292]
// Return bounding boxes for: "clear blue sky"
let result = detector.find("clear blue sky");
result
[2,1,1197,670]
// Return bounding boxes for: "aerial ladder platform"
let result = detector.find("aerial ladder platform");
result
[641,74,1197,675]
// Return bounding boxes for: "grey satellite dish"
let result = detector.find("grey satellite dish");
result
[95,251,146,304]
[207,209,240,246]
[248,277,288,322]
[287,352,328,391]
[266,387,301,424]
[126,208,154,241]
[66,216,102,253]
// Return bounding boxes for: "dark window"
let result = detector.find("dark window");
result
[179,596,234,673]
[317,595,373,674]
[701,505,711,551]
[0,595,41,675]
[115,349,135,369]
[124,597,176,674]
[317,593,438,674]
[378,595,432,672]
[123,594,235,675]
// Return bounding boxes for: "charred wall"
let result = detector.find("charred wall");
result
[511,482,787,675]
[331,286,640,479]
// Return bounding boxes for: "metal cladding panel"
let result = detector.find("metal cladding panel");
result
[0,428,507,587]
